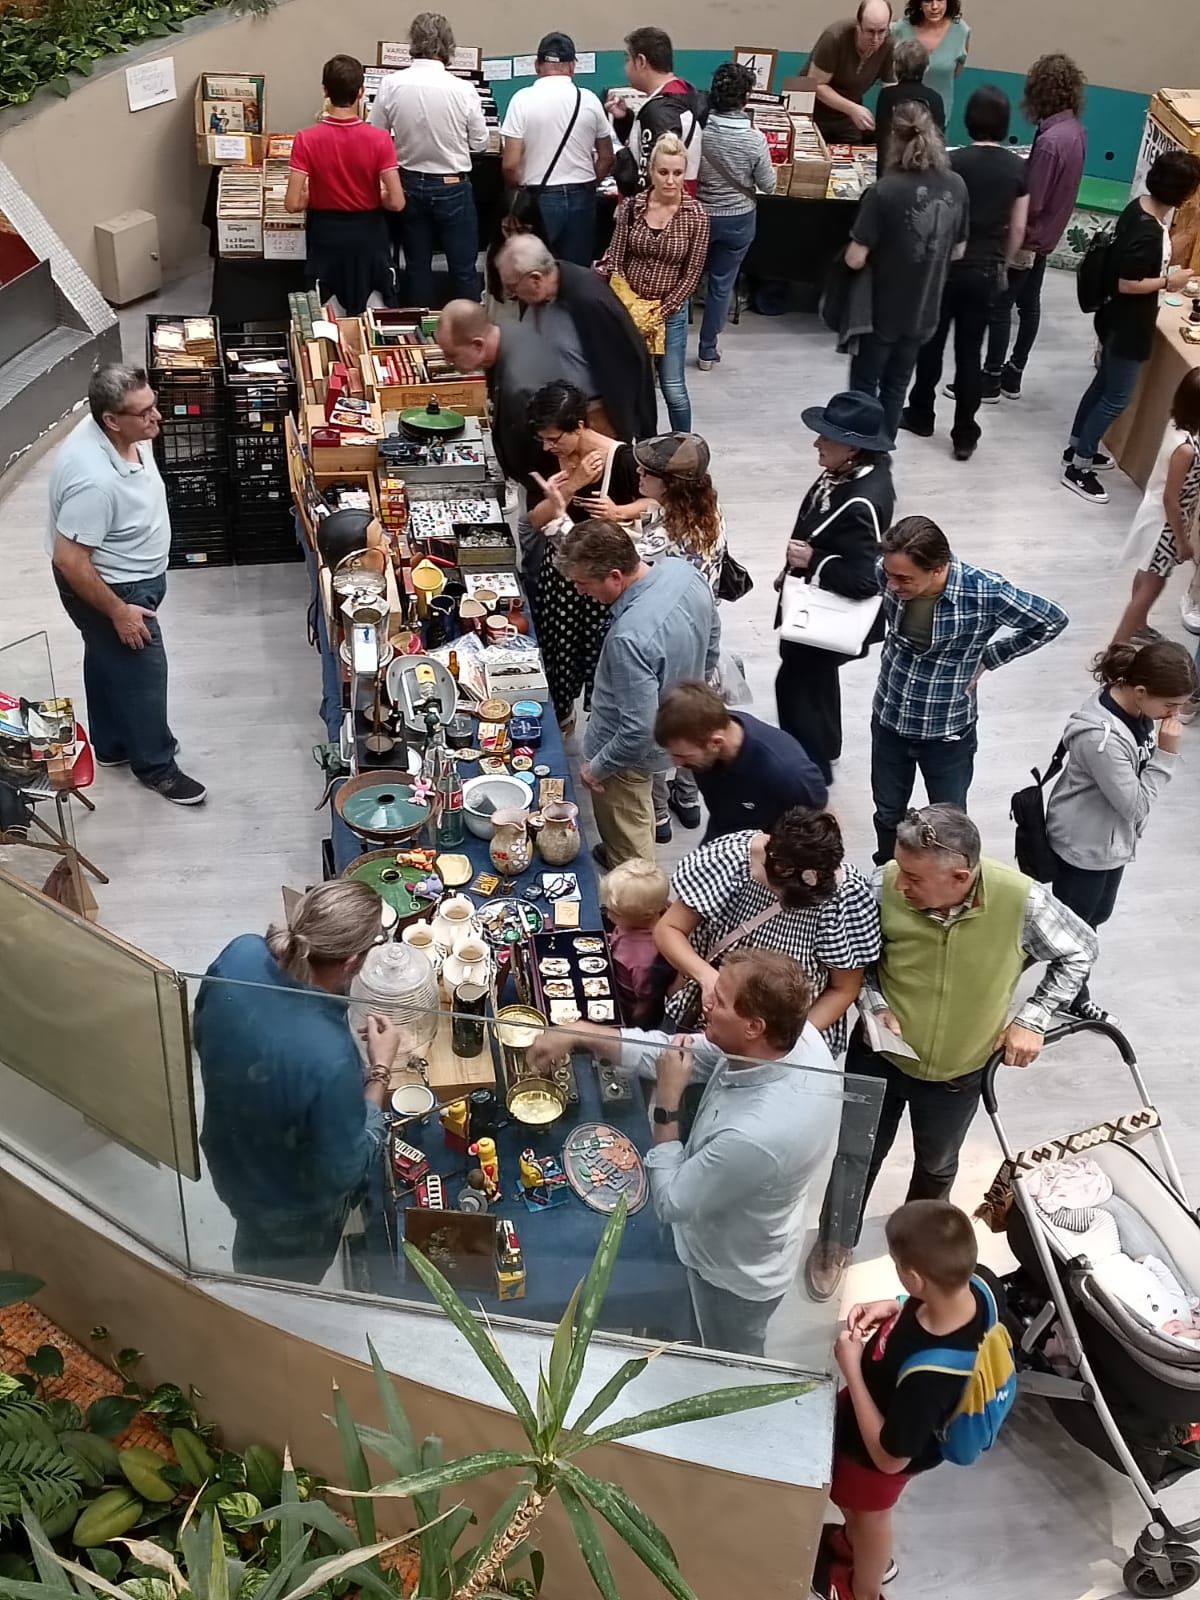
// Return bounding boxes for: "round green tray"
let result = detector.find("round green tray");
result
[343,850,434,925]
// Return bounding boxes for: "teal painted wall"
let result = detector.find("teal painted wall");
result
[488,47,1146,187]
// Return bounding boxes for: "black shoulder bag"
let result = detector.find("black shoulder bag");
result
[517,87,583,214]
[1010,740,1067,882]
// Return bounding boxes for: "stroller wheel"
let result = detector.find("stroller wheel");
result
[1123,1549,1200,1597]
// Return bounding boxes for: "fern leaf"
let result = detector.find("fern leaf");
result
[0,1438,84,1530]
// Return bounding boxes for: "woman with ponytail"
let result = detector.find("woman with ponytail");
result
[194,881,402,1283]
[1044,640,1196,1019]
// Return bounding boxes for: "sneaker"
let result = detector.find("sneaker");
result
[94,753,129,768]
[654,815,673,844]
[1061,447,1114,473]
[1067,995,1120,1027]
[591,843,611,872]
[1000,363,1023,398]
[144,769,207,806]
[1181,594,1200,635]
[697,352,719,371]
[1132,624,1164,644]
[952,442,976,461]
[980,371,1002,404]
[821,1527,899,1586]
[1061,464,1109,504]
[897,408,934,438]
[667,778,702,829]
[804,1241,851,1302]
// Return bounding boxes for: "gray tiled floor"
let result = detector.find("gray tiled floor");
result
[3,263,1200,1597]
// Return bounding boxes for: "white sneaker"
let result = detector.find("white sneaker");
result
[1181,594,1200,635]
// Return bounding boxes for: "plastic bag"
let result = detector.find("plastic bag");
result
[709,651,752,706]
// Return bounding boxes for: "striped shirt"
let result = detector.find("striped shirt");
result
[599,194,710,318]
[697,112,777,216]
[873,557,1067,740]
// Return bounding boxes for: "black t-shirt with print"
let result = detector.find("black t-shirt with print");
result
[951,144,1029,268]
[850,169,969,343]
[1097,198,1168,362]
[835,1266,1004,1475]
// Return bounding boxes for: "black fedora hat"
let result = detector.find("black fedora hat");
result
[800,391,894,453]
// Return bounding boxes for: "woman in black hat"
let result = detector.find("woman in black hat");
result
[774,393,895,782]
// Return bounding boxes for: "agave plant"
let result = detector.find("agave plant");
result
[335,1196,814,1600]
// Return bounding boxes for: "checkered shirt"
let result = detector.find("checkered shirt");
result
[666,832,882,1057]
[873,558,1068,739]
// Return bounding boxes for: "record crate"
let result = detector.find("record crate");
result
[231,504,302,566]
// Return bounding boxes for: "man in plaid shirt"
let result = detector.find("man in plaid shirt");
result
[871,515,1067,862]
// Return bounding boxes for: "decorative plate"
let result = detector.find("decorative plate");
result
[562,1123,648,1214]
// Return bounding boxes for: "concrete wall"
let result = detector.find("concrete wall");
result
[0,0,1189,283]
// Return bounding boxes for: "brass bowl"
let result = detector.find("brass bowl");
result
[505,1076,566,1127]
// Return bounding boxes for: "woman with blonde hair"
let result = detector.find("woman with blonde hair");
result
[598,131,709,429]
[194,881,402,1283]
[843,101,967,440]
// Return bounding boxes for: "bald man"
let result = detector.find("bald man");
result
[436,299,558,484]
[494,235,656,441]
[809,0,896,143]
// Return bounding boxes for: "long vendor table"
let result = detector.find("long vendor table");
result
[1108,302,1200,490]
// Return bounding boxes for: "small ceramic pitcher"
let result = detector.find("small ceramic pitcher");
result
[430,893,477,953]
[532,800,580,865]
[489,808,533,876]
[441,931,493,994]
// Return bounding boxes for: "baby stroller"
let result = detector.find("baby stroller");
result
[979,1017,1200,1597]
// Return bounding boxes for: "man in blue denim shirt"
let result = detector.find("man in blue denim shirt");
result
[557,519,720,867]
[194,883,399,1284]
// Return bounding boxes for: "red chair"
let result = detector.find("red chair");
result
[0,692,108,887]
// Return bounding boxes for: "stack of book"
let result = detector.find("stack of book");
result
[151,317,219,368]
[216,166,265,255]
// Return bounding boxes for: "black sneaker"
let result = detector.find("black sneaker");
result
[1061,464,1109,504]
[591,843,611,872]
[952,442,977,461]
[1000,363,1023,398]
[980,371,1002,404]
[1062,447,1115,473]
[145,769,207,806]
[667,779,702,829]
[1067,995,1120,1028]
[94,754,129,768]
[898,407,934,438]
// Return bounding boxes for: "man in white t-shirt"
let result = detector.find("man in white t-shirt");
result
[500,32,613,266]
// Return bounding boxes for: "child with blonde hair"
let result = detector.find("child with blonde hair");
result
[601,858,671,1025]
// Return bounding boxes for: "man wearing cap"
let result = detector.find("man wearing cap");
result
[370,11,488,305]
[495,234,656,443]
[501,34,614,267]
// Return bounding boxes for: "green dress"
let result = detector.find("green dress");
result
[890,16,970,124]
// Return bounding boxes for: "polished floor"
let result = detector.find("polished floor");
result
[3,263,1200,1597]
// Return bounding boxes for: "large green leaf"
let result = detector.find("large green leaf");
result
[22,1503,75,1591]
[545,1282,580,1433]
[557,1199,627,1429]
[276,1449,302,1569]
[562,1467,675,1566]
[400,1244,539,1440]
[207,1509,229,1600]
[365,1338,418,1469]
[281,1536,415,1600]
[331,1386,376,1553]
[414,1435,448,1600]
[567,1356,650,1438]
[239,1504,394,1600]
[451,1479,534,1590]
[555,1483,619,1600]
[566,1379,814,1453]
[560,1464,697,1600]
[330,1450,530,1501]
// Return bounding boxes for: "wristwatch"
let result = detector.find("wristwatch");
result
[653,1106,680,1126]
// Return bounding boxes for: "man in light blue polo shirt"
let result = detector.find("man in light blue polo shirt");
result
[47,364,205,805]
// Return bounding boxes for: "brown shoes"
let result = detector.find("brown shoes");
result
[804,1241,851,1302]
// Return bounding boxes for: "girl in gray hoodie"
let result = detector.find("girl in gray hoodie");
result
[1045,640,1196,1019]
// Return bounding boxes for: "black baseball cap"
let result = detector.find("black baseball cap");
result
[536,32,577,63]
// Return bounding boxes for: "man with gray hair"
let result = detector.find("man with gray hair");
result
[803,803,1096,1300]
[370,11,488,305]
[495,234,655,443]
[46,364,205,806]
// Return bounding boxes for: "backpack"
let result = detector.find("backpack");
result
[1076,226,1115,314]
[896,1275,1017,1466]
[1009,739,1066,882]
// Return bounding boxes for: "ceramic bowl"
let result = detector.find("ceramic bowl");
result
[461,774,531,839]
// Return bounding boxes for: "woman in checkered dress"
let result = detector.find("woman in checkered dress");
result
[653,808,881,1056]
[1113,371,1200,643]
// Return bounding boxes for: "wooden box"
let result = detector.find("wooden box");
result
[303,402,382,471]
[376,378,489,419]
[313,469,381,522]
[194,72,266,167]
[1150,90,1200,155]
[787,115,832,199]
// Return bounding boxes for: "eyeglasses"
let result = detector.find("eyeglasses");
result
[118,399,159,420]
[539,431,567,447]
[903,808,940,848]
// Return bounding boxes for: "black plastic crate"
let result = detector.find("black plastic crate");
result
[156,419,226,469]
[161,468,229,515]
[169,527,233,569]
[228,432,287,476]
[234,504,295,538]
[233,542,304,567]
[158,383,224,421]
[231,479,290,511]
[227,383,296,423]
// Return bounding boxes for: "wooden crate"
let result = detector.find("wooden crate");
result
[303,402,382,471]
[1150,90,1200,156]
[313,469,381,522]
[375,379,488,419]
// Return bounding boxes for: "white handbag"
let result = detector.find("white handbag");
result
[778,494,883,656]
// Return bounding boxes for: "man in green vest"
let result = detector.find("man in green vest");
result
[805,803,1097,1301]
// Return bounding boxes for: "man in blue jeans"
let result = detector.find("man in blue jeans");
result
[369,12,489,305]
[47,364,205,806]
[871,515,1066,863]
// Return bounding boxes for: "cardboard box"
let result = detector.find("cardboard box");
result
[1150,89,1200,155]
[787,114,832,199]
[195,72,266,166]
[781,75,819,115]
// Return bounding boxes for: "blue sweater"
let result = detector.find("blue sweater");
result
[697,713,828,842]
[193,934,385,1227]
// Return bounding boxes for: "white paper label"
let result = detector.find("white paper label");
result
[512,55,536,78]
[575,52,595,75]
[379,42,411,67]
[264,227,306,261]
[126,56,176,112]
[451,46,480,72]
[482,57,513,81]
[218,218,262,255]
[212,133,249,161]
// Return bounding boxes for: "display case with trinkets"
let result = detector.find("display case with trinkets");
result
[514,931,624,1030]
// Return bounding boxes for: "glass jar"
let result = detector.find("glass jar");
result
[348,941,439,1060]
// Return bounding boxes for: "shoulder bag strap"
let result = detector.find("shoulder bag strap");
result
[702,137,757,202]
[598,438,621,499]
[1036,739,1068,788]
[706,901,784,964]
[540,86,583,187]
